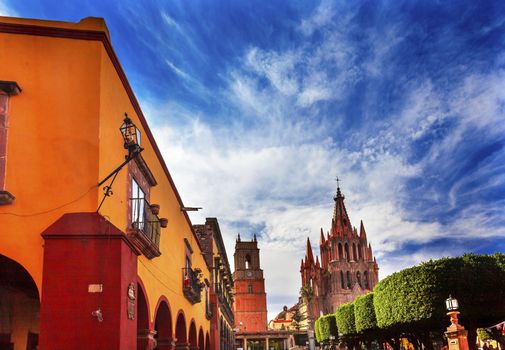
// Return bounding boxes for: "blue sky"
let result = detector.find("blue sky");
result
[3,0,505,319]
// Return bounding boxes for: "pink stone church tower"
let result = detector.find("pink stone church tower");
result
[300,185,379,318]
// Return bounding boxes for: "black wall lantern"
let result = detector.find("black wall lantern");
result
[97,113,144,212]
[120,113,142,156]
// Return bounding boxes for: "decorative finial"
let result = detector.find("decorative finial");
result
[334,176,343,200]
[253,233,257,242]
[237,233,241,242]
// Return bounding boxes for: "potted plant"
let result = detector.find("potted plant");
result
[159,218,168,228]
[150,203,160,215]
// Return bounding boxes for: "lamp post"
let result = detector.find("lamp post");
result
[445,295,469,350]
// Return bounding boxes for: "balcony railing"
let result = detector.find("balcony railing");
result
[182,267,202,304]
[127,198,161,259]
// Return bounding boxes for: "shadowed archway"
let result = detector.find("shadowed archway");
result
[188,321,197,350]
[198,327,204,350]
[137,282,151,350]
[175,312,187,350]
[154,299,173,350]
[205,332,210,350]
[0,254,40,350]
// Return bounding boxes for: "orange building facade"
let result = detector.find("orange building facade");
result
[0,16,218,350]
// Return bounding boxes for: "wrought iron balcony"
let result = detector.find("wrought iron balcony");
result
[182,267,202,304]
[127,198,161,259]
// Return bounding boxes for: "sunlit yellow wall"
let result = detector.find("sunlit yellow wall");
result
[95,29,211,335]
[0,17,102,293]
[0,15,210,337]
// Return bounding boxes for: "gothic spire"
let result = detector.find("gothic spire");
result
[315,256,320,268]
[305,237,314,265]
[320,228,326,245]
[331,182,352,237]
[360,220,367,241]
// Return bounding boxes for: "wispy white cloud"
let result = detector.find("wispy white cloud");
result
[299,0,336,36]
[138,0,505,319]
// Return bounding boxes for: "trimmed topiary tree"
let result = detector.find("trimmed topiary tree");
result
[354,293,377,333]
[314,317,321,343]
[373,254,505,350]
[318,314,338,341]
[335,302,356,335]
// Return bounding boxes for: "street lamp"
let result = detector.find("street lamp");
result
[444,295,469,350]
[445,295,459,311]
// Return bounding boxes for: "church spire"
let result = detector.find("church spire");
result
[360,220,367,241]
[320,228,326,245]
[305,237,314,265]
[331,180,352,237]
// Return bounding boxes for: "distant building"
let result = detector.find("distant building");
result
[300,185,379,320]
[194,218,235,350]
[233,235,293,350]
[233,234,268,332]
[268,303,307,332]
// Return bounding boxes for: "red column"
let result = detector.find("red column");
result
[39,212,139,350]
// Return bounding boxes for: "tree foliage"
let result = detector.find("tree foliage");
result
[372,254,505,350]
[374,254,505,332]
[300,284,314,302]
[318,314,338,341]
[335,302,356,335]
[354,293,377,333]
[314,317,321,342]
[477,328,493,342]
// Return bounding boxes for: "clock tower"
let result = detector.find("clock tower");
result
[233,234,268,332]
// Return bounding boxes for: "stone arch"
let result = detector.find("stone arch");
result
[363,271,369,289]
[358,243,362,260]
[346,271,351,289]
[352,243,357,261]
[356,271,362,288]
[154,298,173,350]
[175,311,187,350]
[338,243,343,260]
[0,254,40,350]
[340,270,345,289]
[198,327,205,350]
[188,320,197,350]
[136,279,151,350]
[205,332,211,350]
[344,243,349,261]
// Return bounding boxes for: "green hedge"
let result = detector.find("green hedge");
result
[374,254,505,331]
[318,314,338,341]
[314,317,321,342]
[335,302,356,335]
[354,293,377,333]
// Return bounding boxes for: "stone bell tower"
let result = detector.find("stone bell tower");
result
[233,234,268,332]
